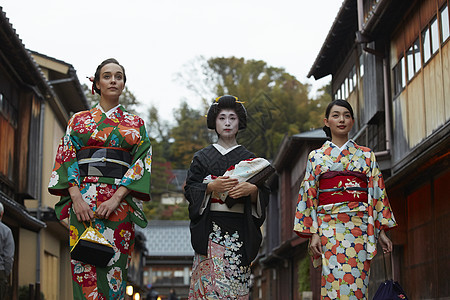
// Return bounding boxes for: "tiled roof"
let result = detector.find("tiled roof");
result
[0,191,46,232]
[137,220,194,257]
[292,128,327,139]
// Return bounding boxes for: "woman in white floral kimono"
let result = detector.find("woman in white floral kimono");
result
[294,99,397,299]
[48,58,152,300]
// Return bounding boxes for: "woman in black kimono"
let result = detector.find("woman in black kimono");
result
[185,95,270,299]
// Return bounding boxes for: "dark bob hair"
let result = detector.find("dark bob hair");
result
[323,99,354,138]
[206,95,247,131]
[92,58,127,95]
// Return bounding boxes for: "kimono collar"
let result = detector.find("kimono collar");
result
[213,143,241,155]
[327,139,355,151]
[97,103,121,118]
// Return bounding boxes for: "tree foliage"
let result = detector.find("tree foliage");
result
[176,56,330,159]
[81,84,140,114]
[169,101,212,169]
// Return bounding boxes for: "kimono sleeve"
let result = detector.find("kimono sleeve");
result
[48,120,80,197]
[184,154,209,222]
[120,123,152,201]
[252,183,270,225]
[367,151,397,234]
[293,151,320,238]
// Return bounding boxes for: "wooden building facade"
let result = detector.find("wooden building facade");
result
[252,0,450,299]
[0,7,90,299]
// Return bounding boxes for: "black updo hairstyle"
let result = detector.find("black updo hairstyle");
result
[206,95,247,131]
[323,99,354,138]
[92,58,127,95]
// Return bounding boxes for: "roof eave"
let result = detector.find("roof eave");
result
[307,0,357,80]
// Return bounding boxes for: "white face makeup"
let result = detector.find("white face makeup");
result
[215,109,239,139]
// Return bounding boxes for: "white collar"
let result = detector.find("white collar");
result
[330,139,353,151]
[213,143,240,155]
[98,104,121,118]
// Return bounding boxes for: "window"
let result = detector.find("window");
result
[413,38,421,73]
[400,56,406,87]
[359,54,365,78]
[348,73,353,93]
[341,82,347,99]
[0,92,18,128]
[407,45,415,80]
[406,38,421,81]
[431,17,439,54]
[348,67,356,93]
[393,56,405,95]
[441,4,449,42]
[344,78,349,98]
[423,26,432,63]
[355,113,386,152]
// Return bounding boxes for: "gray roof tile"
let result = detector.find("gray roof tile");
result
[137,220,194,257]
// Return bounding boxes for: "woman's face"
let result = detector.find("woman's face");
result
[324,104,354,138]
[96,63,125,98]
[215,109,239,138]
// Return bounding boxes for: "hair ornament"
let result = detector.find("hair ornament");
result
[214,95,245,104]
[87,76,95,95]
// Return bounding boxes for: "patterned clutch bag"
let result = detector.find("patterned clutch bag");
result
[70,221,114,267]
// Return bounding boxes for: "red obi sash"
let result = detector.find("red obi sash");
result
[318,171,368,205]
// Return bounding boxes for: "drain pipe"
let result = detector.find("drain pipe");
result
[380,55,392,156]
[357,0,391,157]
[35,99,45,293]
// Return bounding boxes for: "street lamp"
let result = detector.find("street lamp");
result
[126,285,133,296]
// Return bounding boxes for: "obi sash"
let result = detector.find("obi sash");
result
[318,170,368,205]
[77,146,132,179]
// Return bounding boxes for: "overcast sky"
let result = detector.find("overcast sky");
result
[1,0,342,121]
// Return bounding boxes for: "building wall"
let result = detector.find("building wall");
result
[390,0,450,157]
[387,163,450,298]
[18,229,37,287]
[41,101,65,208]
[0,65,18,185]
[37,73,72,300]
[41,230,61,300]
[282,0,450,298]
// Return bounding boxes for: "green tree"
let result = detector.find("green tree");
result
[303,83,332,131]
[81,84,140,114]
[143,105,191,221]
[178,56,327,159]
[169,101,211,169]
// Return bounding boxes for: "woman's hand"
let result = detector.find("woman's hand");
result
[96,186,129,220]
[69,186,94,222]
[207,176,239,193]
[228,182,258,200]
[309,233,322,258]
[378,230,393,253]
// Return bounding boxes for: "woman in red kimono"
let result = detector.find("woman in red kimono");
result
[294,99,397,299]
[48,58,152,299]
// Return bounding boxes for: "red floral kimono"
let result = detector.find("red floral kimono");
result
[48,105,151,300]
